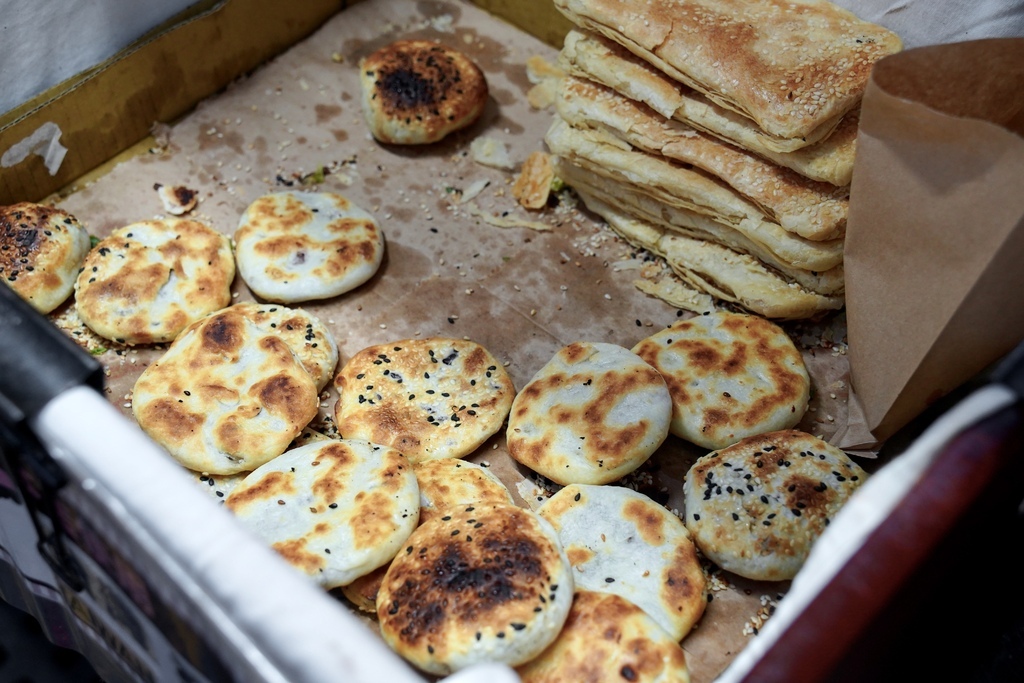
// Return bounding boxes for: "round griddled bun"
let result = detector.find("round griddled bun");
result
[74,218,234,344]
[0,202,90,314]
[376,503,573,675]
[517,590,691,683]
[226,439,419,589]
[359,39,488,145]
[413,458,514,525]
[538,484,707,641]
[230,302,339,390]
[341,458,514,613]
[506,341,672,486]
[234,191,384,304]
[132,304,319,475]
[682,430,868,581]
[632,310,810,450]
[333,337,515,463]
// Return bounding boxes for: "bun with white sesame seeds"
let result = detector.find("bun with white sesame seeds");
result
[376,503,573,675]
[1,202,91,314]
[225,439,419,589]
[682,429,868,581]
[340,457,514,612]
[234,191,385,304]
[132,304,320,475]
[516,590,692,683]
[537,484,707,641]
[359,39,489,145]
[333,337,515,464]
[506,341,672,486]
[632,310,810,450]
[74,218,234,345]
[552,0,902,145]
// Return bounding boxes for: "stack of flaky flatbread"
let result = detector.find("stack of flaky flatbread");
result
[546,0,902,319]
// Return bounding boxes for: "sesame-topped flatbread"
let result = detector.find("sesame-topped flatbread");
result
[231,302,339,390]
[538,484,707,641]
[333,337,514,463]
[74,218,234,344]
[234,191,384,304]
[226,439,419,589]
[377,503,573,675]
[340,457,514,612]
[506,341,671,486]
[553,0,901,144]
[132,304,319,474]
[556,76,849,241]
[558,29,859,183]
[1,202,91,314]
[360,39,489,145]
[682,430,868,581]
[517,590,691,683]
[632,310,810,449]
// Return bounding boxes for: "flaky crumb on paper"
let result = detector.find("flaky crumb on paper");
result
[512,151,554,210]
[469,136,515,170]
[525,55,564,110]
[462,200,552,232]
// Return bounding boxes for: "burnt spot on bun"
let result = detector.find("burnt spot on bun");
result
[359,40,488,145]
[376,504,572,674]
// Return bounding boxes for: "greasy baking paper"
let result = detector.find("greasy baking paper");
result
[834,38,1024,450]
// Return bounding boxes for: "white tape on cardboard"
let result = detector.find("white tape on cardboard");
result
[2,121,68,175]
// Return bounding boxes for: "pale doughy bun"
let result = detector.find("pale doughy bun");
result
[517,590,691,683]
[230,302,339,390]
[0,203,90,314]
[226,439,419,589]
[74,218,234,344]
[377,503,573,675]
[538,484,706,641]
[632,310,810,450]
[132,304,319,475]
[234,192,384,304]
[506,341,671,486]
[683,430,868,581]
[333,337,515,463]
[341,458,514,612]
[360,39,488,145]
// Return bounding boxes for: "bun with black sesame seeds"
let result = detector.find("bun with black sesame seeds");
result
[333,337,515,464]
[226,439,420,590]
[682,429,868,581]
[632,310,810,450]
[516,590,691,683]
[340,457,514,613]
[538,484,707,641]
[1,202,91,314]
[74,218,234,345]
[234,191,385,304]
[376,503,573,675]
[359,39,489,145]
[506,341,672,486]
[228,302,339,391]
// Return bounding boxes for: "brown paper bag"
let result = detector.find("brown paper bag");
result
[834,38,1024,451]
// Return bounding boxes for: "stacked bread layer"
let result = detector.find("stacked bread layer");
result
[547,1,902,319]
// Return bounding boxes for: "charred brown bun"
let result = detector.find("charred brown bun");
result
[359,39,488,144]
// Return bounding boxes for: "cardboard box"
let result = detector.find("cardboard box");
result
[2,2,1023,683]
